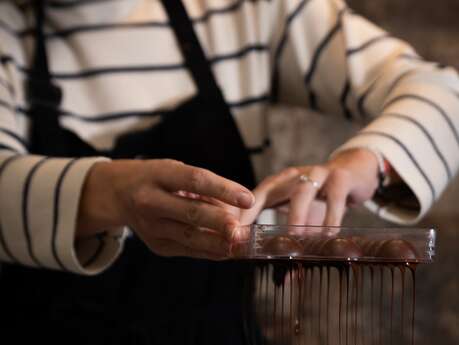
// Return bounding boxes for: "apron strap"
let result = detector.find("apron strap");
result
[27,0,62,112]
[161,0,226,103]
[27,0,64,155]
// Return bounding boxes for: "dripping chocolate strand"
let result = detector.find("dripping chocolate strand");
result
[295,263,303,340]
[273,269,278,344]
[310,266,314,341]
[345,264,350,345]
[379,265,384,345]
[288,263,294,345]
[245,234,428,345]
[400,265,406,343]
[409,264,417,345]
[370,265,375,345]
[264,264,270,345]
[281,265,286,342]
[351,263,360,345]
[318,265,323,342]
[390,266,395,345]
[338,266,343,345]
[326,265,331,345]
[359,265,365,345]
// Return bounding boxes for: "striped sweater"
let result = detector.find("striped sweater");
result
[0,0,458,275]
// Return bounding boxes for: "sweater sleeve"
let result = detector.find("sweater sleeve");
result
[0,4,126,274]
[270,0,459,224]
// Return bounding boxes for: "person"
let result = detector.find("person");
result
[0,0,457,343]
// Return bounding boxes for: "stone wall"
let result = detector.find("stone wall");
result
[268,1,458,344]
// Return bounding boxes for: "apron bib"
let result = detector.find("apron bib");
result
[0,1,258,344]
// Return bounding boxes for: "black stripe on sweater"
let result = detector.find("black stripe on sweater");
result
[341,33,393,119]
[0,18,17,37]
[51,158,78,271]
[270,0,311,102]
[356,76,380,118]
[357,131,435,203]
[339,79,353,119]
[15,92,269,122]
[385,69,417,97]
[355,51,440,118]
[384,112,452,179]
[46,0,114,9]
[383,94,459,146]
[0,127,29,151]
[0,143,21,153]
[398,53,447,69]
[22,157,50,267]
[0,155,24,263]
[0,98,14,112]
[0,43,269,80]
[346,34,393,56]
[355,68,415,119]
[16,0,271,38]
[304,8,347,110]
[0,77,14,96]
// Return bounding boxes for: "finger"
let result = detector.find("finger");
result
[156,161,254,208]
[158,192,239,240]
[288,167,329,225]
[151,238,227,261]
[239,168,299,225]
[152,220,230,256]
[239,188,268,225]
[305,200,327,226]
[323,171,351,227]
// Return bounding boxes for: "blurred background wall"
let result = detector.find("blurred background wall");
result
[268,1,458,344]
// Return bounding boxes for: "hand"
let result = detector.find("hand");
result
[239,148,380,227]
[77,159,255,260]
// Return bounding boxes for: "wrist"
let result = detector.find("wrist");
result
[77,161,124,238]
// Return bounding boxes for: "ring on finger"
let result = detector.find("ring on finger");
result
[299,174,321,189]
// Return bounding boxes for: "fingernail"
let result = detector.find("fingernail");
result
[237,191,254,208]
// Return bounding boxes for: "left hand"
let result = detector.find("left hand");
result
[239,148,381,227]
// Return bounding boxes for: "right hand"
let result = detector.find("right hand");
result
[77,159,255,260]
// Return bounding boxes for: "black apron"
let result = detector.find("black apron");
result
[0,1,258,344]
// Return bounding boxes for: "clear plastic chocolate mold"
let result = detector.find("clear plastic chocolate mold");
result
[230,225,436,345]
[231,225,436,263]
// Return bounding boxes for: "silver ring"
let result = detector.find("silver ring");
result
[299,174,321,189]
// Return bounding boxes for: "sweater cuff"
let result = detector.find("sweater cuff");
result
[53,157,127,275]
[0,155,126,275]
[334,137,430,225]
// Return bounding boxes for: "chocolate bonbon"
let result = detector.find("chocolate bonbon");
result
[376,239,418,260]
[319,237,364,258]
[261,235,303,256]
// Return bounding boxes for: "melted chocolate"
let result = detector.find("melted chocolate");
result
[241,239,421,345]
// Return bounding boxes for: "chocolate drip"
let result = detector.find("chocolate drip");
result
[244,236,421,345]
